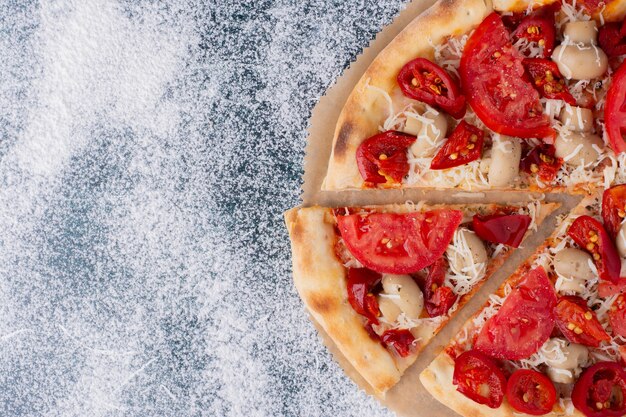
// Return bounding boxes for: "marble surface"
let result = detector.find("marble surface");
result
[0,1,408,415]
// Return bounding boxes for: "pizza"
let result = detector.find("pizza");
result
[285,201,557,394]
[285,0,626,414]
[322,0,626,193]
[420,186,626,417]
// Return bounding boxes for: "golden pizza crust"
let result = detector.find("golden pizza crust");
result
[323,0,491,191]
[285,206,402,394]
[285,202,558,394]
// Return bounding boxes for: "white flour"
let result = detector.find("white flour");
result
[0,0,402,416]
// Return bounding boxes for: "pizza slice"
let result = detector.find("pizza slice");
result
[421,185,626,416]
[285,201,558,394]
[323,0,626,193]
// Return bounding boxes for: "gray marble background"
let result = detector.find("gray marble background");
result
[0,1,409,416]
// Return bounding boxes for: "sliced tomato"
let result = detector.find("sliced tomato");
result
[474,267,557,360]
[381,329,416,357]
[605,63,626,154]
[609,294,626,338]
[523,58,576,105]
[453,350,506,408]
[356,131,416,185]
[520,144,563,183]
[430,121,484,170]
[554,296,610,347]
[619,345,626,364]
[336,210,463,274]
[346,268,381,324]
[511,7,557,58]
[602,184,626,239]
[599,22,626,57]
[572,361,626,417]
[460,13,553,139]
[472,214,531,248]
[506,369,556,415]
[599,278,626,298]
[424,257,457,317]
[568,216,621,283]
[579,0,615,14]
[397,58,466,118]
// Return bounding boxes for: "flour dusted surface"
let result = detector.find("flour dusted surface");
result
[0,1,403,416]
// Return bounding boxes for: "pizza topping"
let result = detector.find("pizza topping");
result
[397,58,466,119]
[554,296,610,347]
[559,105,594,132]
[554,131,603,167]
[568,216,621,283]
[609,294,626,339]
[487,134,522,187]
[474,267,557,360]
[511,6,557,58]
[381,329,416,357]
[424,257,457,317]
[452,350,506,408]
[599,22,626,57]
[552,26,609,81]
[460,13,553,139]
[356,131,416,185]
[605,62,626,154]
[552,248,594,295]
[336,210,463,274]
[572,361,626,417]
[506,369,557,415]
[381,274,424,320]
[523,58,576,105]
[520,144,563,184]
[472,214,531,248]
[346,268,381,325]
[445,228,488,292]
[542,338,589,385]
[430,121,484,170]
[602,184,626,239]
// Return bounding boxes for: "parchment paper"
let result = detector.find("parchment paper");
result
[297,0,581,415]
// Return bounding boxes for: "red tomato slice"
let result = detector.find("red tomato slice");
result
[346,268,381,324]
[424,257,457,317]
[568,216,621,283]
[599,23,626,57]
[511,8,557,58]
[506,369,557,415]
[579,0,616,14]
[520,144,563,183]
[381,329,416,357]
[453,350,506,408]
[336,210,463,274]
[609,294,626,338]
[472,214,531,248]
[602,185,626,239]
[605,63,626,154]
[355,131,416,185]
[474,267,557,360]
[599,278,626,298]
[572,361,626,417]
[460,13,553,139]
[397,58,466,119]
[523,58,576,105]
[554,296,610,347]
[430,121,484,170]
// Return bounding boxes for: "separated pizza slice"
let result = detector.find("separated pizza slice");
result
[285,201,558,394]
[421,185,626,417]
[323,0,626,193]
